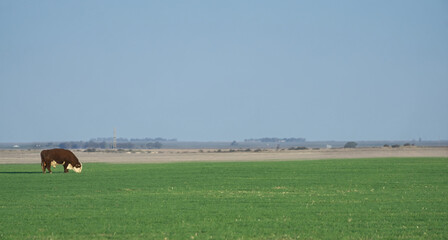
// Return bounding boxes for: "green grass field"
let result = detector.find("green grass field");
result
[1,158,447,239]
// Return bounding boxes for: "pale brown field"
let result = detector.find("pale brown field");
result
[1,146,447,164]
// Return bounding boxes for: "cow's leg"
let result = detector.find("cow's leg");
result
[63,163,69,173]
[45,163,52,174]
[41,154,48,174]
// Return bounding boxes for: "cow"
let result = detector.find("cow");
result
[41,149,82,174]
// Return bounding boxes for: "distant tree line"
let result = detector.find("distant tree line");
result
[55,140,163,149]
[244,137,306,143]
[90,137,176,142]
[145,142,163,149]
[90,137,129,142]
[130,137,177,142]
[58,141,108,149]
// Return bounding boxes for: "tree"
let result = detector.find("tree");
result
[99,141,107,149]
[84,140,99,149]
[117,142,134,149]
[59,142,72,149]
[153,142,162,149]
[344,142,358,148]
[146,142,162,149]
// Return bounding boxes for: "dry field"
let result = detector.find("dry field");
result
[1,146,447,164]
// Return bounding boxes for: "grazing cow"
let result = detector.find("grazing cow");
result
[41,149,82,174]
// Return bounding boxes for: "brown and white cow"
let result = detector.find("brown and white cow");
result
[41,149,82,174]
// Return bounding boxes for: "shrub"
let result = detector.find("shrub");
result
[344,142,358,148]
[288,147,308,150]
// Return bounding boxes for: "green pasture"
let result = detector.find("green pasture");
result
[0,158,447,239]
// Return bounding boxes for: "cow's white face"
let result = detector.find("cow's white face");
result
[73,164,82,173]
[67,163,82,173]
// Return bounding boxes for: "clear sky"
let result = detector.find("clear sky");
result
[1,1,447,142]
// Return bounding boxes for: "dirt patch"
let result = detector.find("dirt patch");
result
[1,147,447,164]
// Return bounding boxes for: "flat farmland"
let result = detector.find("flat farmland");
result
[0,149,447,239]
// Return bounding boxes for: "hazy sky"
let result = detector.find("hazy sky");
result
[1,1,447,142]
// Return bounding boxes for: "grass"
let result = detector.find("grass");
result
[0,157,447,239]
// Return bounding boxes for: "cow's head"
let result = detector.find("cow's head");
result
[67,163,83,173]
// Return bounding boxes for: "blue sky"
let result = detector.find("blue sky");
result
[1,1,447,142]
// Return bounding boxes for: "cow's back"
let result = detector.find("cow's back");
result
[41,149,77,163]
